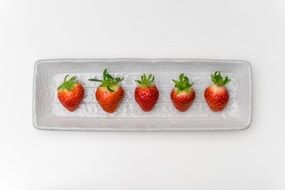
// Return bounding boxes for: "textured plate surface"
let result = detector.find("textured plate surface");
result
[33,59,252,131]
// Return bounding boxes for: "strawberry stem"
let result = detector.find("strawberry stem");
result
[57,75,78,91]
[172,73,193,92]
[211,71,231,87]
[89,69,124,92]
[135,74,155,87]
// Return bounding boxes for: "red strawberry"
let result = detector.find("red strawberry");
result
[135,74,159,112]
[204,71,231,112]
[170,74,195,112]
[89,69,124,113]
[57,75,85,112]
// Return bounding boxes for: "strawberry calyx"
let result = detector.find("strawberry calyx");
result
[89,69,124,92]
[211,71,231,87]
[57,75,78,91]
[172,73,193,93]
[135,74,155,87]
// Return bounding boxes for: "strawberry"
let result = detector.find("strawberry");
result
[89,69,124,113]
[170,74,195,112]
[57,75,85,112]
[134,74,159,112]
[204,71,231,112]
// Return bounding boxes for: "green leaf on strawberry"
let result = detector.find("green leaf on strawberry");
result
[211,71,231,87]
[57,75,79,91]
[135,73,155,87]
[172,73,193,93]
[89,69,124,92]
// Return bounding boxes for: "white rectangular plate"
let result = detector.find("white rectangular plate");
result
[33,59,252,131]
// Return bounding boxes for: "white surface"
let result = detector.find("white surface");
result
[0,0,284,189]
[34,59,251,131]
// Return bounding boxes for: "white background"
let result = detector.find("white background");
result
[0,0,284,189]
